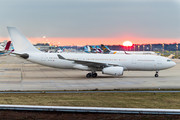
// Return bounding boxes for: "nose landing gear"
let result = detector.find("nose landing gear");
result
[86,72,97,78]
[155,71,159,77]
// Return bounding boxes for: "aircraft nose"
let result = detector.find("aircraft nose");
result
[170,61,176,67]
[172,61,176,67]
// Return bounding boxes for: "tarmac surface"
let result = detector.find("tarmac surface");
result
[0,55,179,91]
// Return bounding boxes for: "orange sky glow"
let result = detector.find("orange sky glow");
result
[1,37,179,46]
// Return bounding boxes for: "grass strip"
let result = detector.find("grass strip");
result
[0,92,180,109]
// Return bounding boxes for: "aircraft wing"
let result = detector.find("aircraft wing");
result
[57,54,124,68]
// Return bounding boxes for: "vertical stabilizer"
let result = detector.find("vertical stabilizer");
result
[7,27,41,53]
[89,46,94,53]
[96,46,102,53]
[84,46,89,53]
[87,46,91,52]
[101,44,111,54]
[5,41,11,51]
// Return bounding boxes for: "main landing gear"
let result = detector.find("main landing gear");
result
[86,72,97,78]
[155,71,159,77]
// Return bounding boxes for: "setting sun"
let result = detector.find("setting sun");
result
[123,41,132,46]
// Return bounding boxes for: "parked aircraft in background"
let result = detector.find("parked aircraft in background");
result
[0,40,7,51]
[84,46,102,53]
[7,27,176,78]
[101,44,156,55]
[9,43,14,51]
[84,46,90,53]
[56,47,65,53]
[89,46,98,53]
[0,41,11,54]
[101,44,112,54]
[96,46,103,53]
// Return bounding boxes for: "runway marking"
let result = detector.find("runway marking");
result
[0,61,5,67]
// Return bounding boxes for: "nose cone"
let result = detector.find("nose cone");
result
[162,58,176,70]
[172,61,176,67]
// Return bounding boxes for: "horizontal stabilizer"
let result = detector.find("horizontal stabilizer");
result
[11,52,29,59]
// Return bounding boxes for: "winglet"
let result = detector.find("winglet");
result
[11,52,29,59]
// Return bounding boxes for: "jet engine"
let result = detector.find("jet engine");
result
[102,66,124,76]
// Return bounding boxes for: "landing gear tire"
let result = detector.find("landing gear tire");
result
[155,71,159,77]
[92,73,97,78]
[86,73,92,78]
[155,74,158,77]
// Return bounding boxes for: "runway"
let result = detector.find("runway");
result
[0,55,179,91]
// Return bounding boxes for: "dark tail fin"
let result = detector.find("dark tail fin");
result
[5,41,11,51]
[101,44,110,53]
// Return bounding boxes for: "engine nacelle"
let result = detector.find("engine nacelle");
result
[102,66,124,76]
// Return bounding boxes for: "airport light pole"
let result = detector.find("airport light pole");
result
[138,45,140,51]
[150,44,152,51]
[176,44,178,57]
[162,44,164,55]
[43,36,46,51]
[134,45,135,51]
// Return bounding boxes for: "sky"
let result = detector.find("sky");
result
[0,0,179,45]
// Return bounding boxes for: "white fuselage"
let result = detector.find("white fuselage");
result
[25,52,176,71]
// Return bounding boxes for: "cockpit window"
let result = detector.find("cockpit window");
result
[167,59,172,62]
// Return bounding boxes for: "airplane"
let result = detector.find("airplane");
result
[56,47,65,53]
[89,46,98,53]
[101,44,111,54]
[96,46,103,53]
[101,44,156,55]
[84,46,102,53]
[84,46,90,53]
[0,40,8,51]
[4,41,11,51]
[0,41,11,54]
[168,54,175,59]
[7,27,176,78]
